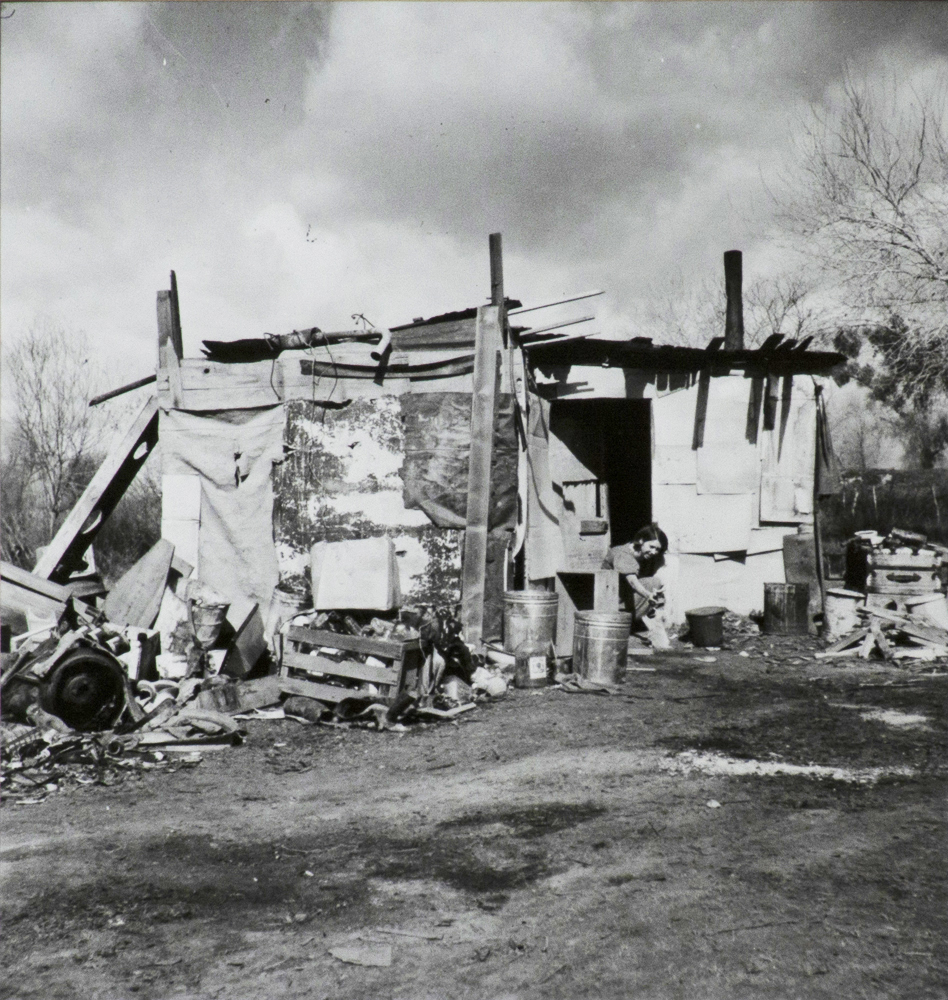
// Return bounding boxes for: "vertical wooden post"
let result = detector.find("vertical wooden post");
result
[461,304,502,645]
[723,250,744,351]
[489,232,504,308]
[158,270,184,408]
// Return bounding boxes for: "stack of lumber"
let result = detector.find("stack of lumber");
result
[815,605,948,662]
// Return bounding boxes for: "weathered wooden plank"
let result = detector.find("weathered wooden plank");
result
[0,580,65,621]
[102,539,174,628]
[285,625,418,660]
[0,561,73,602]
[283,649,398,687]
[32,397,159,583]
[157,276,184,408]
[159,359,284,410]
[276,674,361,704]
[389,317,477,350]
[461,305,502,644]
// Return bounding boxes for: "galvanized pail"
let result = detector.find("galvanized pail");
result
[573,611,632,684]
[503,590,559,653]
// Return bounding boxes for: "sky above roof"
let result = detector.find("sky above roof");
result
[2,1,946,389]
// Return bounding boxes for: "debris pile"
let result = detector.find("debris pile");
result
[816,604,948,664]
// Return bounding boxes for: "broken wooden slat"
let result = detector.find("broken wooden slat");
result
[0,577,66,622]
[859,606,948,647]
[282,650,398,687]
[32,396,159,583]
[870,621,893,661]
[102,539,174,629]
[389,317,477,350]
[277,674,360,705]
[1,561,73,603]
[284,626,419,661]
[460,304,503,645]
[822,627,871,653]
[89,374,158,408]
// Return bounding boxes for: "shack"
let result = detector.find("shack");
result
[26,238,844,653]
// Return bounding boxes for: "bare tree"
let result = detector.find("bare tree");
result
[775,70,948,403]
[642,270,819,348]
[2,319,108,539]
[2,318,163,576]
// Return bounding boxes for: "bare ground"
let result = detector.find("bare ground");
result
[2,648,947,1000]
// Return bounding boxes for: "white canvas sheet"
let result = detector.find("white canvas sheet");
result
[160,406,285,618]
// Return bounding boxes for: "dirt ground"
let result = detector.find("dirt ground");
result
[2,644,947,1000]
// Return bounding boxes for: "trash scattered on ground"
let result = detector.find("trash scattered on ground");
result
[329,944,393,967]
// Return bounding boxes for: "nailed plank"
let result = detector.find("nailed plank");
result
[103,539,174,629]
[277,674,362,705]
[285,625,418,661]
[32,396,159,583]
[158,359,284,411]
[460,305,503,645]
[0,561,72,602]
[283,650,398,687]
[389,317,477,350]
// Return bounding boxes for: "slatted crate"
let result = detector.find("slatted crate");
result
[279,625,424,705]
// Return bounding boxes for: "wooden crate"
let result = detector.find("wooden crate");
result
[279,625,423,705]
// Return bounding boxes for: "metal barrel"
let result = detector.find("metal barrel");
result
[503,590,559,653]
[762,583,810,635]
[573,611,632,684]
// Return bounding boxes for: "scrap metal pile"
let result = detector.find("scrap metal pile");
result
[1,548,507,806]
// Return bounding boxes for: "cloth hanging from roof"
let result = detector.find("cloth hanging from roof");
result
[525,392,566,580]
[399,392,518,530]
[815,389,842,497]
[160,406,285,619]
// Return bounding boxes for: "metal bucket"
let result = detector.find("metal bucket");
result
[572,611,632,684]
[188,600,230,648]
[823,588,864,640]
[503,590,558,653]
[904,593,948,630]
[762,583,810,635]
[685,606,726,647]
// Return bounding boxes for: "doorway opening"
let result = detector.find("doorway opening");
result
[549,398,652,550]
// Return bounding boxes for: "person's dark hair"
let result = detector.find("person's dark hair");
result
[632,522,668,555]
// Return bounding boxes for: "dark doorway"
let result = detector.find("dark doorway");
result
[549,398,651,548]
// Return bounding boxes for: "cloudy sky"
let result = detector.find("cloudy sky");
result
[2,1,947,391]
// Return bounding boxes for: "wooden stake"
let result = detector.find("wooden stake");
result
[158,271,184,408]
[460,305,502,645]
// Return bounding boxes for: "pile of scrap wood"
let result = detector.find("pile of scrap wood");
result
[816,604,948,663]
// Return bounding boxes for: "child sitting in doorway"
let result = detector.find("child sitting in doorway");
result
[602,522,668,625]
